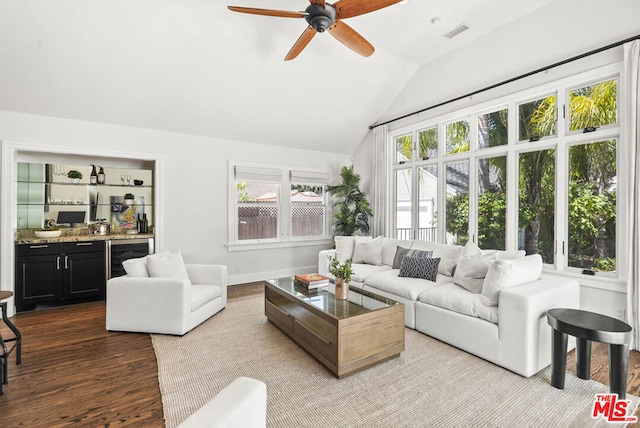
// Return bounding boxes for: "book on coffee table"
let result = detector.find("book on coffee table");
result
[294,273,330,288]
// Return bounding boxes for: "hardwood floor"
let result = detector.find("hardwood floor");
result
[1,282,639,427]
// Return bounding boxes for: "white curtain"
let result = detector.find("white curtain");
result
[624,40,640,350]
[371,124,391,237]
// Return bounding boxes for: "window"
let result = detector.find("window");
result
[477,155,506,250]
[395,169,412,240]
[445,160,469,245]
[567,140,617,272]
[230,164,330,247]
[518,148,556,264]
[518,95,556,141]
[388,68,622,279]
[446,119,470,154]
[478,108,508,149]
[568,79,617,132]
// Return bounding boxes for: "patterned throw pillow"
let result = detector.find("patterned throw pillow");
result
[392,247,433,269]
[399,256,440,282]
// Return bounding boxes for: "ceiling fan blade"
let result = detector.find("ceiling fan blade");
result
[285,26,317,61]
[309,0,326,8]
[333,0,402,19]
[227,6,308,19]
[327,20,374,57]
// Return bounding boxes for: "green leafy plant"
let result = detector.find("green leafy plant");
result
[67,170,82,179]
[326,166,372,236]
[327,256,353,284]
[123,193,135,200]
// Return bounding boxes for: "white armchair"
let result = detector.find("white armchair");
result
[178,377,267,428]
[106,264,227,335]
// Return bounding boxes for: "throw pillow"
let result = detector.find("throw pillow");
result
[122,256,149,277]
[146,250,190,280]
[453,252,498,293]
[399,256,440,282]
[481,254,543,306]
[411,241,463,277]
[334,236,356,263]
[392,247,434,269]
[352,236,383,265]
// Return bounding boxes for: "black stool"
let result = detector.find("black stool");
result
[547,308,632,399]
[0,291,22,395]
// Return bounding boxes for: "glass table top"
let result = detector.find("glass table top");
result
[266,277,402,320]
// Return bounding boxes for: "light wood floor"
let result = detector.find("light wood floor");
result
[1,282,639,427]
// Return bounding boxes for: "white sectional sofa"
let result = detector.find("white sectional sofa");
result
[318,236,580,377]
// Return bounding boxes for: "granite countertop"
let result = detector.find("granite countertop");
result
[16,232,154,245]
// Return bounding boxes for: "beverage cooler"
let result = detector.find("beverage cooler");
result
[106,238,154,278]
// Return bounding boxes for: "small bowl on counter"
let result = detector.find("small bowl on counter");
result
[34,229,62,238]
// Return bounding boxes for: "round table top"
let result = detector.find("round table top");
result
[0,290,14,301]
[547,308,632,345]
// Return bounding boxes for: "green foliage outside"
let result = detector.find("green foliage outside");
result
[443,79,617,271]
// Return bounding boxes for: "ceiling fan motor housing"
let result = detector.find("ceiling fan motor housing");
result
[305,3,336,32]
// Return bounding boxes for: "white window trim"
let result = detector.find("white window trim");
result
[387,62,625,286]
[227,161,331,251]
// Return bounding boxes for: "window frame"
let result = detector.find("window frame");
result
[227,162,332,251]
[387,63,625,287]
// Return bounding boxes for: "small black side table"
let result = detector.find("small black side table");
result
[0,291,22,395]
[547,308,632,399]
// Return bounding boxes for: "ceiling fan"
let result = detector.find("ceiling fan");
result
[228,0,403,61]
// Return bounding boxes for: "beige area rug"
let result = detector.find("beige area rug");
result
[152,296,639,428]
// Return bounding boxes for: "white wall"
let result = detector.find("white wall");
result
[0,111,350,288]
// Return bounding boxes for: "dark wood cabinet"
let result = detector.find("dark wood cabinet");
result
[15,241,106,311]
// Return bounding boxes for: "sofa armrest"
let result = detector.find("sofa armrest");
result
[106,277,191,334]
[186,264,227,306]
[498,276,580,376]
[318,249,336,277]
[178,377,267,428]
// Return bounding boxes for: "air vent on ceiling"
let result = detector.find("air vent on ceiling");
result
[443,23,470,39]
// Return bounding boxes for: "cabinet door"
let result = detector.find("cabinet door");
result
[15,254,62,307]
[63,250,106,300]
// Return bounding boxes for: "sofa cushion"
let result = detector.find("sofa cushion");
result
[365,269,447,300]
[481,254,543,306]
[419,282,498,324]
[335,236,356,263]
[352,236,382,265]
[392,247,433,269]
[399,256,440,282]
[351,263,391,283]
[411,241,463,277]
[191,284,221,311]
[453,253,498,293]
[382,238,413,267]
[147,250,190,280]
[122,256,149,277]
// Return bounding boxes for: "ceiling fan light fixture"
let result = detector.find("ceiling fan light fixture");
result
[305,3,336,32]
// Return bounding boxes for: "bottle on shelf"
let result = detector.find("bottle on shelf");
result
[90,165,98,185]
[136,214,141,233]
[97,166,105,185]
[142,213,149,234]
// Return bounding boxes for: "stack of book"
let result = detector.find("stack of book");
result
[294,273,330,289]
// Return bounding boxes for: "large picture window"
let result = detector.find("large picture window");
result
[389,69,621,279]
[230,164,330,248]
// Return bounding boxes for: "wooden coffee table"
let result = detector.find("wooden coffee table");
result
[265,277,405,378]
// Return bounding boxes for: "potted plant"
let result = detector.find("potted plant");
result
[123,193,135,205]
[67,170,83,183]
[327,255,353,300]
[326,166,372,236]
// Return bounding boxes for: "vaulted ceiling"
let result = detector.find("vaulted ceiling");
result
[1,0,638,154]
